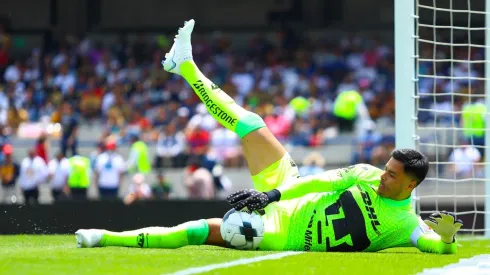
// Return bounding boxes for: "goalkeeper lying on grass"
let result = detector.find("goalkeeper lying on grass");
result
[76,19,462,254]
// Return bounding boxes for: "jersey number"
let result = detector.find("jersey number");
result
[323,191,371,252]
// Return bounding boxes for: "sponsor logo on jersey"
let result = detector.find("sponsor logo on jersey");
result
[304,210,316,251]
[356,185,381,235]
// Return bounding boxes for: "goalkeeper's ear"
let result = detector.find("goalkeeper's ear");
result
[407,178,417,190]
[402,176,418,194]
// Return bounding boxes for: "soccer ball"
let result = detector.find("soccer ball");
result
[220,209,264,250]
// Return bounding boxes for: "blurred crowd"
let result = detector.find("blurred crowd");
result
[0,26,399,164]
[0,24,487,204]
[0,133,238,204]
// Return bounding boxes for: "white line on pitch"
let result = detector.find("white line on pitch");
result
[163,251,304,275]
[417,254,490,275]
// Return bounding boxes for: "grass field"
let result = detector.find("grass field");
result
[0,236,488,275]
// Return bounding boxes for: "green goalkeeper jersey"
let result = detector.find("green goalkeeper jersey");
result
[275,164,456,254]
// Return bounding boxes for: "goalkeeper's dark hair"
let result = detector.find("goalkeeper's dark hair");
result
[391,149,429,186]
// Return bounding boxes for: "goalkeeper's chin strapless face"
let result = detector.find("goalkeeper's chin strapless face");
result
[377,158,417,200]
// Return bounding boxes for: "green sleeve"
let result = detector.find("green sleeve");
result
[416,233,457,254]
[277,164,382,200]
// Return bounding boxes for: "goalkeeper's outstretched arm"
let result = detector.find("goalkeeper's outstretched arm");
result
[275,169,354,200]
[415,233,457,254]
[227,164,382,212]
[276,164,381,201]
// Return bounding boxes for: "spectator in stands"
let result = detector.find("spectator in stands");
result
[370,135,395,168]
[4,60,21,83]
[0,144,19,204]
[175,107,191,133]
[184,156,215,199]
[18,148,47,204]
[0,42,8,83]
[35,133,49,164]
[208,124,242,167]
[80,76,103,121]
[105,114,124,137]
[123,173,152,205]
[461,100,486,158]
[152,172,172,200]
[126,108,152,140]
[188,103,217,132]
[107,60,127,86]
[352,121,382,164]
[448,139,482,178]
[94,140,125,199]
[186,124,210,157]
[154,122,187,169]
[101,86,116,117]
[7,96,28,130]
[336,73,358,95]
[0,91,8,126]
[264,106,292,143]
[151,106,171,128]
[333,89,370,133]
[0,124,10,161]
[299,152,325,177]
[89,141,105,169]
[59,102,79,157]
[47,152,70,201]
[211,164,232,199]
[308,128,325,147]
[53,64,76,94]
[127,133,151,175]
[289,118,312,146]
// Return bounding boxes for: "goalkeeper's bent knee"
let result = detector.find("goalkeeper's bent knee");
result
[236,112,266,139]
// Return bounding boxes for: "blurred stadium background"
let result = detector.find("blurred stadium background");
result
[0,0,486,232]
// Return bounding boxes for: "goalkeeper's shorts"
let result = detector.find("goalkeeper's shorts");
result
[250,153,301,251]
[259,198,299,251]
[251,153,299,192]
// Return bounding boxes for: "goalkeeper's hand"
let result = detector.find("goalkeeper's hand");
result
[226,189,281,211]
[423,211,463,244]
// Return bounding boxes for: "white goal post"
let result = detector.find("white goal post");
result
[395,0,490,237]
[486,0,490,238]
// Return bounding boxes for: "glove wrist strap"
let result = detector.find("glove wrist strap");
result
[265,189,281,202]
[442,236,455,244]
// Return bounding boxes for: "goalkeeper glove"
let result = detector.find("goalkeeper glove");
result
[226,189,281,211]
[423,211,463,244]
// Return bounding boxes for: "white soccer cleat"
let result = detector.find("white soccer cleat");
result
[75,229,104,248]
[162,19,195,75]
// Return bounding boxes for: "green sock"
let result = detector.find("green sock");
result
[100,219,209,248]
[180,61,266,138]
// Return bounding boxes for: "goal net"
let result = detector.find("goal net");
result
[396,0,490,236]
